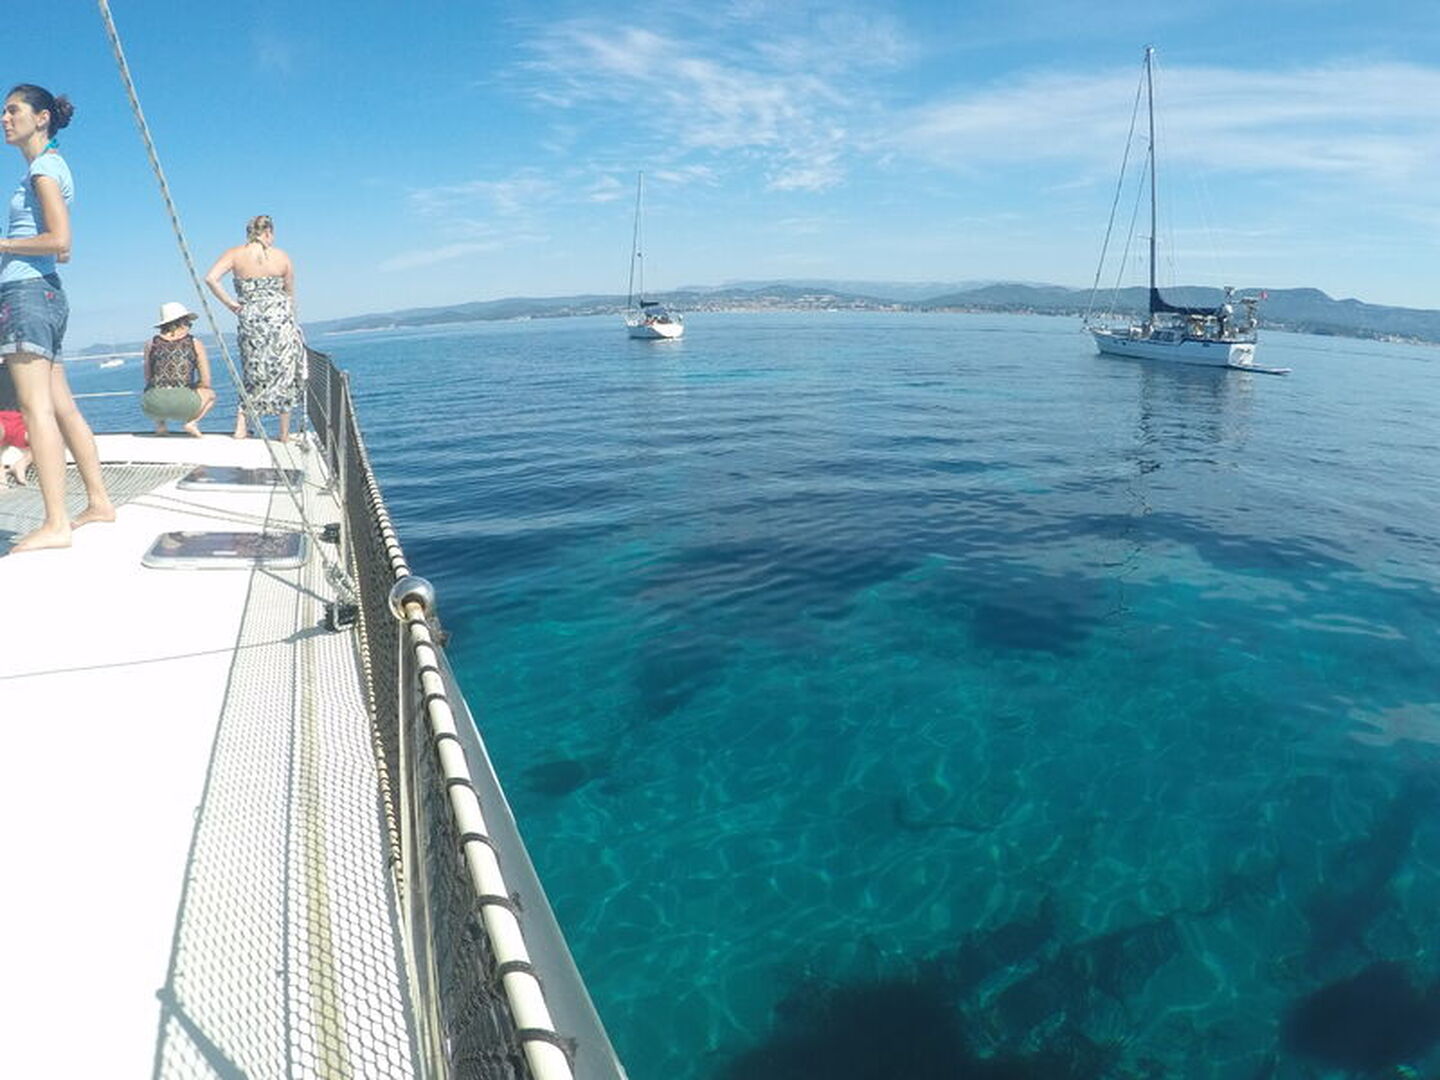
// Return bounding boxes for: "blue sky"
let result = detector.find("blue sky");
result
[7,1,1439,348]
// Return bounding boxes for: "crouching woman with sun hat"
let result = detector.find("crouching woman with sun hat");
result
[141,301,215,436]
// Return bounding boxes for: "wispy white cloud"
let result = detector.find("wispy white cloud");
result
[650,165,718,187]
[385,182,558,272]
[774,215,840,236]
[408,175,558,217]
[379,240,502,273]
[882,60,1440,188]
[749,8,912,75]
[521,11,904,192]
[518,13,1439,207]
[587,175,627,203]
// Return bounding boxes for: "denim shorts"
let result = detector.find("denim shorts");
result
[0,274,69,361]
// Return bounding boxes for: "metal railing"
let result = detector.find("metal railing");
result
[305,349,627,1080]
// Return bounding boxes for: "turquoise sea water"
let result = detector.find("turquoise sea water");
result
[77,312,1440,1078]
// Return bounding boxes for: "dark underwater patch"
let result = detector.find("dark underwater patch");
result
[1282,962,1440,1072]
[521,754,608,797]
[969,599,1092,655]
[715,974,969,1080]
[631,632,729,722]
[989,917,1180,1041]
[894,560,1108,657]
[935,896,1058,997]
[637,534,920,624]
[1302,774,1440,963]
[966,575,1105,656]
[719,896,1177,1080]
[715,969,1120,1080]
[1067,917,1182,1004]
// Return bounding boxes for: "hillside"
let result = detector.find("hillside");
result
[300,282,1440,346]
[71,282,1427,356]
[923,284,1440,343]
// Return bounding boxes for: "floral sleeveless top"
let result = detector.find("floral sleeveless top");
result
[146,334,199,389]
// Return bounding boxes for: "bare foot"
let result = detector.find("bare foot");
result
[72,503,117,529]
[183,422,203,437]
[10,523,72,553]
[154,422,169,436]
[233,429,248,440]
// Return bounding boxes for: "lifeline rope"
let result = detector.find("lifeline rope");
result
[96,0,356,605]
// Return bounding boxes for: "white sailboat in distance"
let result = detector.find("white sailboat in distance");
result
[1086,48,1286,374]
[624,171,684,340]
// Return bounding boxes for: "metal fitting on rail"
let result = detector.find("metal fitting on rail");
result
[389,575,436,619]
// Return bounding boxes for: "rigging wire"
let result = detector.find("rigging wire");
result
[95,0,356,604]
[1164,54,1224,290]
[1151,54,1220,297]
[1152,51,1179,295]
[1084,62,1147,325]
[626,171,642,310]
[1114,153,1148,307]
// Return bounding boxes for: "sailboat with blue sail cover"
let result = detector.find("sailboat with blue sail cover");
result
[624,171,685,340]
[1086,48,1286,374]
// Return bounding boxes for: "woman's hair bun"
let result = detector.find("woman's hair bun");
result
[49,94,74,131]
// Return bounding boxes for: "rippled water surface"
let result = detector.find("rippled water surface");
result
[79,312,1440,1077]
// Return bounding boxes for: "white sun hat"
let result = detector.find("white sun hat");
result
[155,301,198,327]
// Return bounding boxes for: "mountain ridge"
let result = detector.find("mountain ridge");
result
[74,281,1440,356]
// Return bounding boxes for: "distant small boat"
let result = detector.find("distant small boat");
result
[100,358,125,368]
[1085,48,1283,373]
[624,172,684,341]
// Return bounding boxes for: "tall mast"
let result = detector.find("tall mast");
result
[627,172,644,309]
[1145,46,1157,313]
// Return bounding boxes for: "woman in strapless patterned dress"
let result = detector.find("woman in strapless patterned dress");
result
[204,214,305,442]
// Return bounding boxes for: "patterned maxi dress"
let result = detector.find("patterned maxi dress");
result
[235,275,304,415]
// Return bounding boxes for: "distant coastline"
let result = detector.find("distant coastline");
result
[305,281,1440,348]
[76,281,1440,356]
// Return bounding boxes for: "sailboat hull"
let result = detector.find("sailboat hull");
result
[627,318,684,340]
[1092,328,1254,368]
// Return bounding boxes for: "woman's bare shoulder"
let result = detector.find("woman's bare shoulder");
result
[231,246,292,277]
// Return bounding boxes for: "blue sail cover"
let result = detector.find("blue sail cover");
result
[1149,288,1221,318]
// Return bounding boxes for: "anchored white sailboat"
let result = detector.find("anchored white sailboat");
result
[1086,48,1283,373]
[624,172,684,340]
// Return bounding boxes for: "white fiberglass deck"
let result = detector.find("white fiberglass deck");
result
[0,433,417,1078]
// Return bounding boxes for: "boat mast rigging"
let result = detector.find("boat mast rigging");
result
[1146,45,1158,319]
[627,171,644,310]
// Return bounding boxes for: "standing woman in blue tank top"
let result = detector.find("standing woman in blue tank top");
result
[0,84,113,553]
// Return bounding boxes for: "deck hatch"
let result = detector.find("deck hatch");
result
[142,530,309,569]
[177,465,303,491]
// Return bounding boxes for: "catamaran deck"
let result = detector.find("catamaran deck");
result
[1,433,418,1077]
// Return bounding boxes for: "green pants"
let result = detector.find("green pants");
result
[142,386,202,422]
